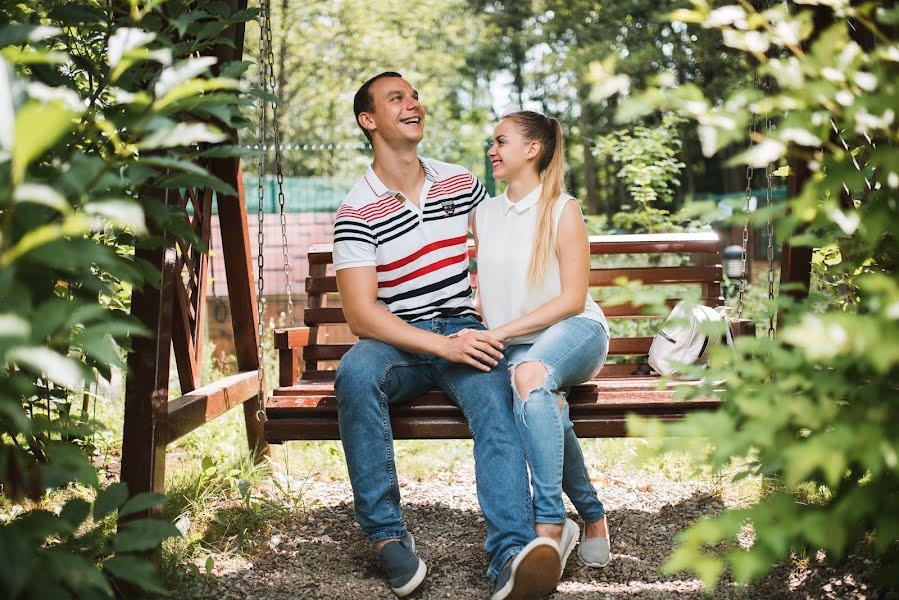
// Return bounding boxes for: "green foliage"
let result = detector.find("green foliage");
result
[0,486,176,598]
[0,0,258,596]
[593,112,689,232]
[617,1,899,589]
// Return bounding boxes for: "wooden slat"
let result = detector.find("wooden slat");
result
[279,348,299,387]
[307,233,721,265]
[171,276,200,392]
[301,299,724,326]
[302,337,655,362]
[589,266,722,286]
[308,266,722,294]
[264,385,719,443]
[274,327,310,350]
[167,370,261,443]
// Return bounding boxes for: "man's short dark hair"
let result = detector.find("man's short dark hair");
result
[353,71,403,142]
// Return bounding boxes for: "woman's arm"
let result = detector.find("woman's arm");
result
[489,199,590,342]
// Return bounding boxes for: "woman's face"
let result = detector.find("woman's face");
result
[487,119,539,182]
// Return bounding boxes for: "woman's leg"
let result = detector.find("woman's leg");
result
[506,317,608,541]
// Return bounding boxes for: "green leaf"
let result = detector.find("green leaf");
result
[112,519,180,552]
[8,347,85,389]
[106,27,155,69]
[93,482,129,521]
[3,212,92,263]
[727,548,772,584]
[118,492,167,518]
[0,24,62,47]
[138,156,211,176]
[13,183,71,213]
[153,56,217,97]
[103,555,168,594]
[0,313,30,339]
[59,498,91,530]
[75,328,125,368]
[41,442,99,489]
[12,100,77,185]
[138,122,228,149]
[45,549,113,597]
[84,200,147,234]
[0,525,34,597]
[157,172,236,196]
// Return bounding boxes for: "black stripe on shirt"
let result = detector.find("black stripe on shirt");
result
[379,269,470,305]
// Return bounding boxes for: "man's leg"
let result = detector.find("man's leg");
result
[434,318,535,582]
[335,338,433,542]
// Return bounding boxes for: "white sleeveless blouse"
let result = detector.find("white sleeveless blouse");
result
[474,185,609,345]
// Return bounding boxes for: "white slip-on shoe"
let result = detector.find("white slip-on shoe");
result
[558,519,579,577]
[490,536,561,600]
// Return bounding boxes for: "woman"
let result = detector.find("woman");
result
[473,111,611,574]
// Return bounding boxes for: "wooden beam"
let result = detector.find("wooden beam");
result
[171,274,199,392]
[209,0,268,460]
[121,206,178,507]
[167,370,261,443]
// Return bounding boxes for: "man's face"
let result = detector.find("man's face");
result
[359,77,426,145]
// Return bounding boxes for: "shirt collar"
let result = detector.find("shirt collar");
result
[363,156,439,200]
[502,184,542,214]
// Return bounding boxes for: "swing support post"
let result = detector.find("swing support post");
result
[120,0,268,509]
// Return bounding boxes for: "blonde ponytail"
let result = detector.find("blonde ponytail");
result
[503,111,568,285]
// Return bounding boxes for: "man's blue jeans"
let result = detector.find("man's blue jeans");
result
[334,316,534,581]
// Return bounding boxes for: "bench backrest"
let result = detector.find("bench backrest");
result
[296,232,722,381]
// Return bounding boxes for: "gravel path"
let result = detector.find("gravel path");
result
[172,464,895,599]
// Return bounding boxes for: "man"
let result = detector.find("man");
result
[333,71,561,599]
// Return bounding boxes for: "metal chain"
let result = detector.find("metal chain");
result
[765,115,776,339]
[264,0,293,326]
[736,106,757,319]
[254,0,270,422]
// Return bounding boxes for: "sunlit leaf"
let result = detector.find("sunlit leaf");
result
[11,101,77,184]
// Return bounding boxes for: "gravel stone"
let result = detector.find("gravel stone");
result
[171,463,894,599]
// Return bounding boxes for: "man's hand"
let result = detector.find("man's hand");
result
[440,329,505,371]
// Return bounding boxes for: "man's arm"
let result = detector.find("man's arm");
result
[337,266,504,371]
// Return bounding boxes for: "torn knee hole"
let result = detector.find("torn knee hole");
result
[511,360,549,402]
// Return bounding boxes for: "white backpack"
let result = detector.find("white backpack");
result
[648,301,734,378]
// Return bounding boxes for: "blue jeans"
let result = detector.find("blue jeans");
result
[335,316,534,581]
[505,316,608,525]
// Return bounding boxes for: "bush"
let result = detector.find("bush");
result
[0,0,258,596]
[612,1,899,588]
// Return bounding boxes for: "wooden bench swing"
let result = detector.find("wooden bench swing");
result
[263,232,756,443]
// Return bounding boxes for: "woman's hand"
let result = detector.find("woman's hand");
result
[449,328,507,342]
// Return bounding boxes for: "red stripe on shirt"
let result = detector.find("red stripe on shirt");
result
[428,181,470,199]
[377,252,468,288]
[376,235,468,273]
[427,173,472,198]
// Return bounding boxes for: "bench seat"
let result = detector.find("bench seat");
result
[264,232,740,443]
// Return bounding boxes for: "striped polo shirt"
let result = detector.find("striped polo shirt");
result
[333,157,487,322]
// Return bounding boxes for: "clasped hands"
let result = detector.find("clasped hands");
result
[442,328,507,372]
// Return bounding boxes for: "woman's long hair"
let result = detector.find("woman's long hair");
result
[503,111,567,285]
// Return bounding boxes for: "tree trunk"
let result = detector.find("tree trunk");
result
[576,85,598,213]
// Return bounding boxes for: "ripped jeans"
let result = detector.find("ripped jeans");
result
[505,316,609,525]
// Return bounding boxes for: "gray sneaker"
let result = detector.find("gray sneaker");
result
[577,526,611,568]
[490,537,560,600]
[379,532,427,597]
[558,519,579,577]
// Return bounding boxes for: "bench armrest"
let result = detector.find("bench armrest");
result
[274,327,310,387]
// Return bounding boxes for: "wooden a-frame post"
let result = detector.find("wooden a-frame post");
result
[120,0,268,502]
